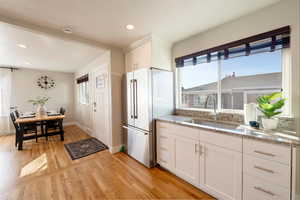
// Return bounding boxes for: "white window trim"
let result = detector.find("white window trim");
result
[281,48,292,117]
[176,49,292,117]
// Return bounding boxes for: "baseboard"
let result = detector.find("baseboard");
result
[63,121,77,126]
[74,122,93,135]
[109,144,123,154]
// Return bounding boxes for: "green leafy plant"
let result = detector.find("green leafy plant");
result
[256,92,285,119]
[28,96,50,106]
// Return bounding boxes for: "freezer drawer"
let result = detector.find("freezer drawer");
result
[123,125,151,168]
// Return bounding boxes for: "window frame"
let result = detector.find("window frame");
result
[176,48,292,117]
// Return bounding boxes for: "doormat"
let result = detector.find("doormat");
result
[64,137,108,160]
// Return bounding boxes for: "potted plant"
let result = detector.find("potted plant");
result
[28,96,50,117]
[256,92,285,130]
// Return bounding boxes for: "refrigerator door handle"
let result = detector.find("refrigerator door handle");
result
[130,79,134,119]
[134,79,138,119]
[122,125,148,135]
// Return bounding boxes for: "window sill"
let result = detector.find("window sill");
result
[177,107,244,115]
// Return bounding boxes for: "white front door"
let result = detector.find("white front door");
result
[92,68,109,146]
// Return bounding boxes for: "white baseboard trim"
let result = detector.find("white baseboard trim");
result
[109,144,123,154]
[63,121,77,126]
[74,122,93,135]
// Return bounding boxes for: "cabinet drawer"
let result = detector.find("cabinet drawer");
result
[157,121,199,140]
[157,148,171,168]
[243,155,290,188]
[157,121,177,133]
[243,138,291,165]
[243,174,290,200]
[157,131,170,149]
[199,129,242,152]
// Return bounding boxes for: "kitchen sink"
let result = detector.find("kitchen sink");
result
[184,118,239,130]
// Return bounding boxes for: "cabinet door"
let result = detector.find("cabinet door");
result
[138,41,151,69]
[199,142,242,200]
[125,51,134,72]
[132,41,152,70]
[172,135,200,186]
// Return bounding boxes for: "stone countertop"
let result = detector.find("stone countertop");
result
[156,115,300,146]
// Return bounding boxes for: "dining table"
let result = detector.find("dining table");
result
[15,114,65,150]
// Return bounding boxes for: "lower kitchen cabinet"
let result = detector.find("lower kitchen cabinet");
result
[156,121,294,200]
[156,121,242,200]
[199,142,242,200]
[172,135,200,186]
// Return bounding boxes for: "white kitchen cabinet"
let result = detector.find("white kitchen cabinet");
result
[156,121,243,200]
[172,135,200,186]
[156,121,295,200]
[199,142,242,200]
[125,51,133,72]
[125,35,171,72]
[243,138,292,200]
[157,127,172,169]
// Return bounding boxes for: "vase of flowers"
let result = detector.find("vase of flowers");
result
[28,96,50,117]
[256,92,285,130]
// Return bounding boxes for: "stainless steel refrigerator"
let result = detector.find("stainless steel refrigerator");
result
[122,68,174,168]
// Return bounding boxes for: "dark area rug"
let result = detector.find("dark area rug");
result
[64,137,108,160]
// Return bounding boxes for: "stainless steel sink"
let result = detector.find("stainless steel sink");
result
[184,119,239,130]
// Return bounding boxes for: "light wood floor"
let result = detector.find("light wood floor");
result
[0,125,215,200]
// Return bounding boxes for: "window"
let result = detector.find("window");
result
[77,74,89,105]
[78,81,89,104]
[179,62,218,109]
[176,27,291,115]
[221,51,282,110]
[177,50,287,113]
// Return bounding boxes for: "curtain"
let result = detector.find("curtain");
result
[175,26,290,68]
[0,69,12,135]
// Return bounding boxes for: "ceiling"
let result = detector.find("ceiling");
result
[0,22,104,72]
[0,0,280,48]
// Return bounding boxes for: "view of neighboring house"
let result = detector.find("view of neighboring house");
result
[181,72,282,110]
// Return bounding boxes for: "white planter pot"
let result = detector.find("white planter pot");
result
[262,118,279,130]
[37,105,47,117]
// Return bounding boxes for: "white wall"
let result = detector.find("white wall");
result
[74,51,110,133]
[110,48,125,150]
[173,0,300,132]
[11,68,75,123]
[172,0,300,197]
[74,48,125,153]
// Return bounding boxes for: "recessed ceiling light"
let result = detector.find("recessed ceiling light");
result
[25,62,31,65]
[126,24,135,30]
[17,44,27,48]
[62,27,73,34]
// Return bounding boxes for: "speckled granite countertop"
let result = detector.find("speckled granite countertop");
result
[156,115,300,146]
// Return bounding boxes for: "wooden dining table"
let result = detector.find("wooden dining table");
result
[15,115,65,150]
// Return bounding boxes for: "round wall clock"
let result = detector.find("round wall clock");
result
[37,76,55,89]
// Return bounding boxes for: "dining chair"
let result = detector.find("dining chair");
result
[44,107,65,140]
[15,110,40,140]
[14,110,20,118]
[10,112,20,147]
[11,112,39,144]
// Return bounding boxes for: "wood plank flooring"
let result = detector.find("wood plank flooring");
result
[0,125,215,200]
